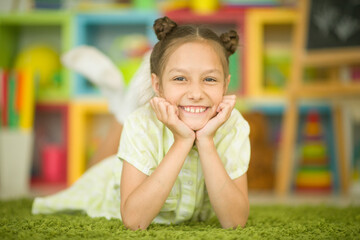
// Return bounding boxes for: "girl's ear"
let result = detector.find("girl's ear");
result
[224,75,231,94]
[151,73,161,96]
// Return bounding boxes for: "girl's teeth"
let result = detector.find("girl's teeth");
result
[183,107,206,113]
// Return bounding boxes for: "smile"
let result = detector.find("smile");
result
[181,106,207,113]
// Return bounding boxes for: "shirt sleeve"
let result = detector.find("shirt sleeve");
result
[215,109,251,180]
[117,111,159,176]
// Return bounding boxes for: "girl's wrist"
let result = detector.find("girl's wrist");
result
[195,136,215,149]
[174,135,195,146]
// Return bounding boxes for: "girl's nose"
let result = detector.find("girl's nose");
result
[187,82,203,100]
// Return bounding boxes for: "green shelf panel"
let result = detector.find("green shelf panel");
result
[0,11,73,101]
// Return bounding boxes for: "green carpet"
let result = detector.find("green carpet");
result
[0,199,359,239]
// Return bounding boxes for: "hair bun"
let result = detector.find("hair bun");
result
[153,16,177,41]
[220,30,239,56]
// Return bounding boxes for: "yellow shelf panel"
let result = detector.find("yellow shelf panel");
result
[68,100,109,185]
[246,8,297,98]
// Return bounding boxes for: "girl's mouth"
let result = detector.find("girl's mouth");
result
[180,106,208,113]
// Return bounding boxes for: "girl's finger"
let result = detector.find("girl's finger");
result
[151,99,163,121]
[222,95,236,104]
[158,101,169,121]
[217,102,229,112]
[168,105,178,124]
[223,94,236,100]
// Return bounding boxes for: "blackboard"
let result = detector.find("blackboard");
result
[306,0,360,50]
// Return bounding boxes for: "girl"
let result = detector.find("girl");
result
[33,16,250,230]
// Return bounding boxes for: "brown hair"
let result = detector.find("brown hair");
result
[150,16,239,80]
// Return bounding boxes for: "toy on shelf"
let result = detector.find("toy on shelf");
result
[190,0,219,15]
[295,110,332,193]
[109,34,151,85]
[41,144,66,183]
[133,0,156,10]
[15,45,61,89]
[158,0,190,12]
[263,43,291,92]
[31,104,68,185]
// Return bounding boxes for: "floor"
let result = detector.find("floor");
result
[249,188,360,206]
[2,181,360,207]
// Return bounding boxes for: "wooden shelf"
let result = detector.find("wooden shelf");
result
[302,47,360,67]
[295,82,360,98]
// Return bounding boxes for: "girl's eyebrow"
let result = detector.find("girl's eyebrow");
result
[168,68,189,74]
[168,68,222,75]
[201,69,222,75]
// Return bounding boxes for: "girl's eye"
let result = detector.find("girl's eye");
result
[204,77,216,82]
[174,76,185,81]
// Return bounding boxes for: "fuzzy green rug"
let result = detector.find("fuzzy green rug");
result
[0,199,359,239]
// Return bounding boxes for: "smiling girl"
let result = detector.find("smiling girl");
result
[33,16,250,230]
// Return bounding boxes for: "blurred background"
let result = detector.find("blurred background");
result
[0,0,359,204]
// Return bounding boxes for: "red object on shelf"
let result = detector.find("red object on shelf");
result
[42,144,66,183]
[33,103,69,185]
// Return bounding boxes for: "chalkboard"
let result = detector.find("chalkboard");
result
[306,0,360,50]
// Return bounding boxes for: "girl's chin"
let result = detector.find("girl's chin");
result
[183,120,207,131]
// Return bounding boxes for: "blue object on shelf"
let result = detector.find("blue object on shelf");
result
[72,10,159,96]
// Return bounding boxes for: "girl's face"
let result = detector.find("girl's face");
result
[152,41,230,131]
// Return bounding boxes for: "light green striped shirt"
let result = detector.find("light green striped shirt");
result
[118,103,250,224]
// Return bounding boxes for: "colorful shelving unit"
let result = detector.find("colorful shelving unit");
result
[1,5,356,197]
[0,11,72,195]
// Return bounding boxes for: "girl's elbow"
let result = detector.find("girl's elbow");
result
[121,211,149,231]
[221,218,248,229]
[122,216,149,231]
[221,208,249,229]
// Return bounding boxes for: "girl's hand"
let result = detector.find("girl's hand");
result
[196,95,236,143]
[150,97,195,142]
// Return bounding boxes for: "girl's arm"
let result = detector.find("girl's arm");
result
[120,97,195,230]
[196,95,249,229]
[196,140,249,229]
[120,138,193,230]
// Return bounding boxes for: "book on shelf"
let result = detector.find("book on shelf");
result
[1,69,9,127]
[0,68,36,130]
